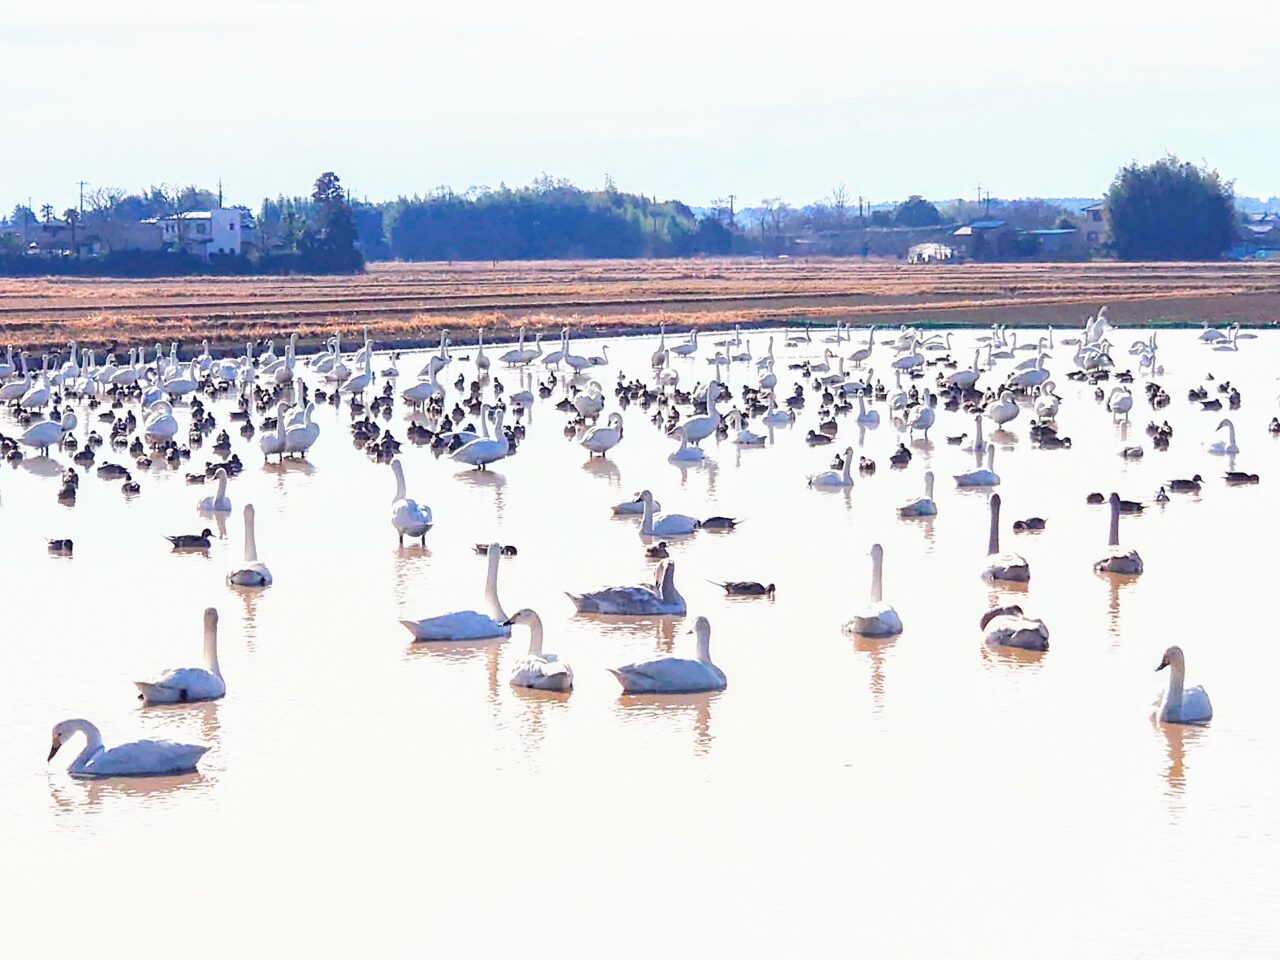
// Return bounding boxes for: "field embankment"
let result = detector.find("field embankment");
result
[2,259,1278,353]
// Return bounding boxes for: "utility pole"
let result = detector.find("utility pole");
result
[78,180,88,218]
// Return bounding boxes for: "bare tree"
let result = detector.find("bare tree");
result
[829,184,849,225]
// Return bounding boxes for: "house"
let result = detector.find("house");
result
[155,209,243,261]
[1081,202,1105,250]
[951,220,1017,260]
[1022,227,1082,257]
[907,242,955,263]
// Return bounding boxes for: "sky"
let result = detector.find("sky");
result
[4,0,1278,214]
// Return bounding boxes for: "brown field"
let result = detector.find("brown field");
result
[2,258,1279,353]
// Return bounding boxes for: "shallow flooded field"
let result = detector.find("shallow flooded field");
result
[2,325,1277,957]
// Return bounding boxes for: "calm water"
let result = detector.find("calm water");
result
[2,326,1276,957]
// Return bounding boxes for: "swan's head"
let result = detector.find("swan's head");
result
[502,607,540,628]
[47,719,89,762]
[1156,645,1186,672]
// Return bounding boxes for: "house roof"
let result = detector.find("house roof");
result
[1082,202,1104,211]
[1026,228,1078,235]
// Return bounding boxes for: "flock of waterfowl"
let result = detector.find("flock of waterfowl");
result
[2,305,1247,777]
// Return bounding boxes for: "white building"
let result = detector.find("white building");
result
[156,209,242,261]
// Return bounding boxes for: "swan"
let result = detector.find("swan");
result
[728,411,765,445]
[1154,646,1212,723]
[284,402,320,457]
[679,379,722,445]
[843,543,902,637]
[1008,353,1050,390]
[1095,493,1144,574]
[946,349,982,389]
[907,393,935,439]
[259,402,289,461]
[856,395,879,427]
[135,607,226,704]
[651,323,668,369]
[48,719,209,778]
[1034,381,1060,420]
[898,470,937,517]
[1107,386,1133,420]
[400,543,511,641]
[227,503,272,586]
[981,605,1049,651]
[668,425,705,462]
[809,446,854,487]
[955,444,1000,487]
[143,399,179,444]
[612,493,661,516]
[610,616,725,693]
[762,398,793,427]
[985,390,1019,426]
[338,352,373,397]
[1205,418,1238,455]
[504,608,574,691]
[1197,322,1226,343]
[19,411,75,455]
[569,558,687,615]
[390,458,433,546]
[573,380,606,419]
[982,494,1030,582]
[849,327,875,367]
[197,468,232,514]
[757,359,778,392]
[671,329,699,358]
[451,406,510,470]
[638,489,699,537]
[18,367,51,411]
[475,328,490,373]
[581,413,624,457]
[499,328,527,365]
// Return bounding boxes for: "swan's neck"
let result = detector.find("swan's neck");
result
[66,720,104,774]
[870,552,884,604]
[924,473,934,499]
[484,550,507,622]
[696,625,712,664]
[392,463,407,502]
[1108,503,1120,548]
[244,511,258,563]
[526,615,544,655]
[204,620,222,678]
[640,497,654,536]
[842,457,852,484]
[662,564,682,605]
[988,500,1000,555]
[216,473,228,500]
[1165,663,1185,710]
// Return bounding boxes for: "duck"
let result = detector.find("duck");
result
[134,607,226,704]
[390,458,433,546]
[981,604,1049,651]
[46,538,74,555]
[700,516,740,530]
[473,543,518,557]
[1224,471,1260,484]
[1154,645,1212,723]
[982,494,1030,582]
[1095,493,1144,575]
[711,580,776,597]
[1168,475,1203,493]
[1086,492,1106,504]
[504,608,574,692]
[954,444,1000,487]
[843,543,902,637]
[1155,486,1170,503]
[167,528,214,550]
[568,558,686,616]
[609,616,726,693]
[47,718,209,778]
[613,493,661,516]
[197,468,232,514]
[1012,517,1046,531]
[645,541,670,560]
[897,470,937,518]
[809,446,854,487]
[400,543,511,641]
[227,503,272,587]
[637,489,699,537]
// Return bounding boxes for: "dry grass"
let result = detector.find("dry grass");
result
[2,258,1279,352]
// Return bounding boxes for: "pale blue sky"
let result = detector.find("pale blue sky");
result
[5,0,1277,214]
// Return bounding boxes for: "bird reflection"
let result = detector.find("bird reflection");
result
[230,584,263,648]
[138,700,223,745]
[851,633,896,716]
[582,457,620,485]
[1095,569,1134,641]
[263,458,316,482]
[990,428,1017,447]
[1155,719,1203,815]
[19,455,64,477]
[48,771,208,813]
[613,692,718,756]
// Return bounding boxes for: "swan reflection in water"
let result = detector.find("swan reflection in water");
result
[19,455,64,478]
[1155,718,1205,817]
[613,691,718,756]
[581,456,620,485]
[49,770,209,813]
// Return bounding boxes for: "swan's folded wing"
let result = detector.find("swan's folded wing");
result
[614,656,706,689]
[402,610,510,641]
[88,739,209,776]
[136,667,222,698]
[573,585,661,614]
[1183,685,1213,722]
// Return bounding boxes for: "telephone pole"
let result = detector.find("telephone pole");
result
[78,180,89,217]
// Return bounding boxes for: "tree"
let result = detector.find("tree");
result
[1105,155,1236,260]
[40,203,54,223]
[894,195,941,227]
[63,208,80,256]
[301,171,363,272]
[828,184,850,225]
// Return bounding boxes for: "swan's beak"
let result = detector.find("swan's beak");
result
[47,738,61,762]
[1156,658,1169,672]
[501,618,515,627]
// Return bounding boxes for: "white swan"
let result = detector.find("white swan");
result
[499,327,527,365]
[1205,418,1238,456]
[19,411,75,455]
[581,413,624,457]
[946,349,982,389]
[259,402,289,462]
[197,468,232,514]
[809,446,854,487]
[843,543,902,637]
[285,402,320,457]
[985,389,1020,426]
[668,424,705,462]
[954,443,1000,487]
[1107,386,1133,420]
[143,399,179,444]
[982,493,1030,582]
[1095,492,1143,574]
[678,379,721,445]
[898,470,937,517]
[981,605,1049,651]
[569,558,687,615]
[638,489,699,537]
[400,543,511,641]
[1154,645,1212,723]
[475,328,490,373]
[504,608,574,691]
[48,718,209,778]
[227,503,272,586]
[135,608,226,704]
[390,458,432,546]
[451,406,510,469]
[856,395,879,427]
[1033,381,1060,420]
[728,410,765,445]
[610,616,725,693]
